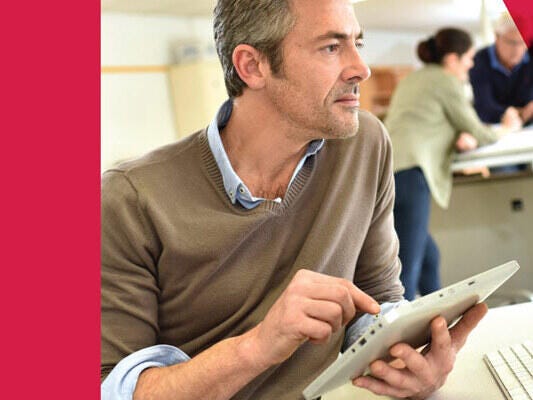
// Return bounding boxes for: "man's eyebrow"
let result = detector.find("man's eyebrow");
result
[314,29,364,42]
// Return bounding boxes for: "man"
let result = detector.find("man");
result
[469,12,533,126]
[101,1,487,399]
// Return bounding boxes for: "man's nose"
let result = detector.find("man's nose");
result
[342,45,371,84]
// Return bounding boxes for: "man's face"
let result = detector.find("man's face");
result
[495,28,528,69]
[263,0,370,141]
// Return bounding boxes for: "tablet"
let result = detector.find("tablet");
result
[302,260,520,400]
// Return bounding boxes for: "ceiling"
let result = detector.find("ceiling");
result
[101,0,509,31]
[102,0,217,17]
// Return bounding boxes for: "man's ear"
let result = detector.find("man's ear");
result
[232,44,269,91]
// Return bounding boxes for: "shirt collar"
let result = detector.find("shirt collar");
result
[488,44,530,76]
[206,99,325,208]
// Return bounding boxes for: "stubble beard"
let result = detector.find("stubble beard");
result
[306,85,360,140]
[321,104,360,139]
[268,78,361,141]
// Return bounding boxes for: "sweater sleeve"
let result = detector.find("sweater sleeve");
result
[101,170,162,382]
[439,78,500,146]
[469,60,508,123]
[353,121,405,305]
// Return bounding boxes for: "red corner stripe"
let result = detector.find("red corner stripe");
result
[503,0,533,49]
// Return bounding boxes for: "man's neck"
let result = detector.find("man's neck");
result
[220,94,315,200]
[495,47,517,72]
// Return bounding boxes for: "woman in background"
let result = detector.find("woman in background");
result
[385,28,519,300]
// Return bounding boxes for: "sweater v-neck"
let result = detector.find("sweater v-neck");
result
[198,130,317,216]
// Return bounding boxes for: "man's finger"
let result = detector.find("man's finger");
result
[344,282,380,314]
[305,283,356,325]
[389,343,434,384]
[427,316,453,360]
[303,299,344,333]
[353,375,412,398]
[449,303,487,351]
[367,358,419,390]
[302,270,380,315]
[299,318,333,344]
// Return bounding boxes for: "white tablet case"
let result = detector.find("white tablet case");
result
[303,260,520,400]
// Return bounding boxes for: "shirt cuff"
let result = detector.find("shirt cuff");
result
[342,300,408,352]
[101,344,190,400]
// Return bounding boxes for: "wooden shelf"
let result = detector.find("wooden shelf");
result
[360,65,414,119]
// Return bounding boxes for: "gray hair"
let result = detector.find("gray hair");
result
[494,11,518,35]
[213,0,296,98]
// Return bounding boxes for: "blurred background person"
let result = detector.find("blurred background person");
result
[384,27,517,300]
[470,12,533,127]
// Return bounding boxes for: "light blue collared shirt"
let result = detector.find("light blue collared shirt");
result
[488,44,530,77]
[101,100,405,399]
[101,345,190,399]
[207,99,324,208]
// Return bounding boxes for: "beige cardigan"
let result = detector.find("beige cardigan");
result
[384,65,499,208]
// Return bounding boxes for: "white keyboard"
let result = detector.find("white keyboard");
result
[484,341,533,400]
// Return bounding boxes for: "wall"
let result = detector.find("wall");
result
[101,13,213,172]
[430,176,533,304]
[100,14,462,171]
[360,29,426,67]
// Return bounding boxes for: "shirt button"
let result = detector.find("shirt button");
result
[239,187,245,194]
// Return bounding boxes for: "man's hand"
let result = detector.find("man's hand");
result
[134,270,380,400]
[245,269,380,369]
[501,107,523,131]
[518,101,533,124]
[352,302,488,399]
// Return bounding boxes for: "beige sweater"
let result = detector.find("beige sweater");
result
[101,110,404,399]
[385,65,499,208]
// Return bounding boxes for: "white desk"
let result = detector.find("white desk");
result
[324,302,533,400]
[451,127,533,171]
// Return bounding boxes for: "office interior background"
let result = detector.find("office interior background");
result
[101,0,532,304]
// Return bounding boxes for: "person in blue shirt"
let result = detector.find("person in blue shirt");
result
[469,12,533,127]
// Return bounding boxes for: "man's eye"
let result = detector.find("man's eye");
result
[324,44,340,54]
[355,40,365,49]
